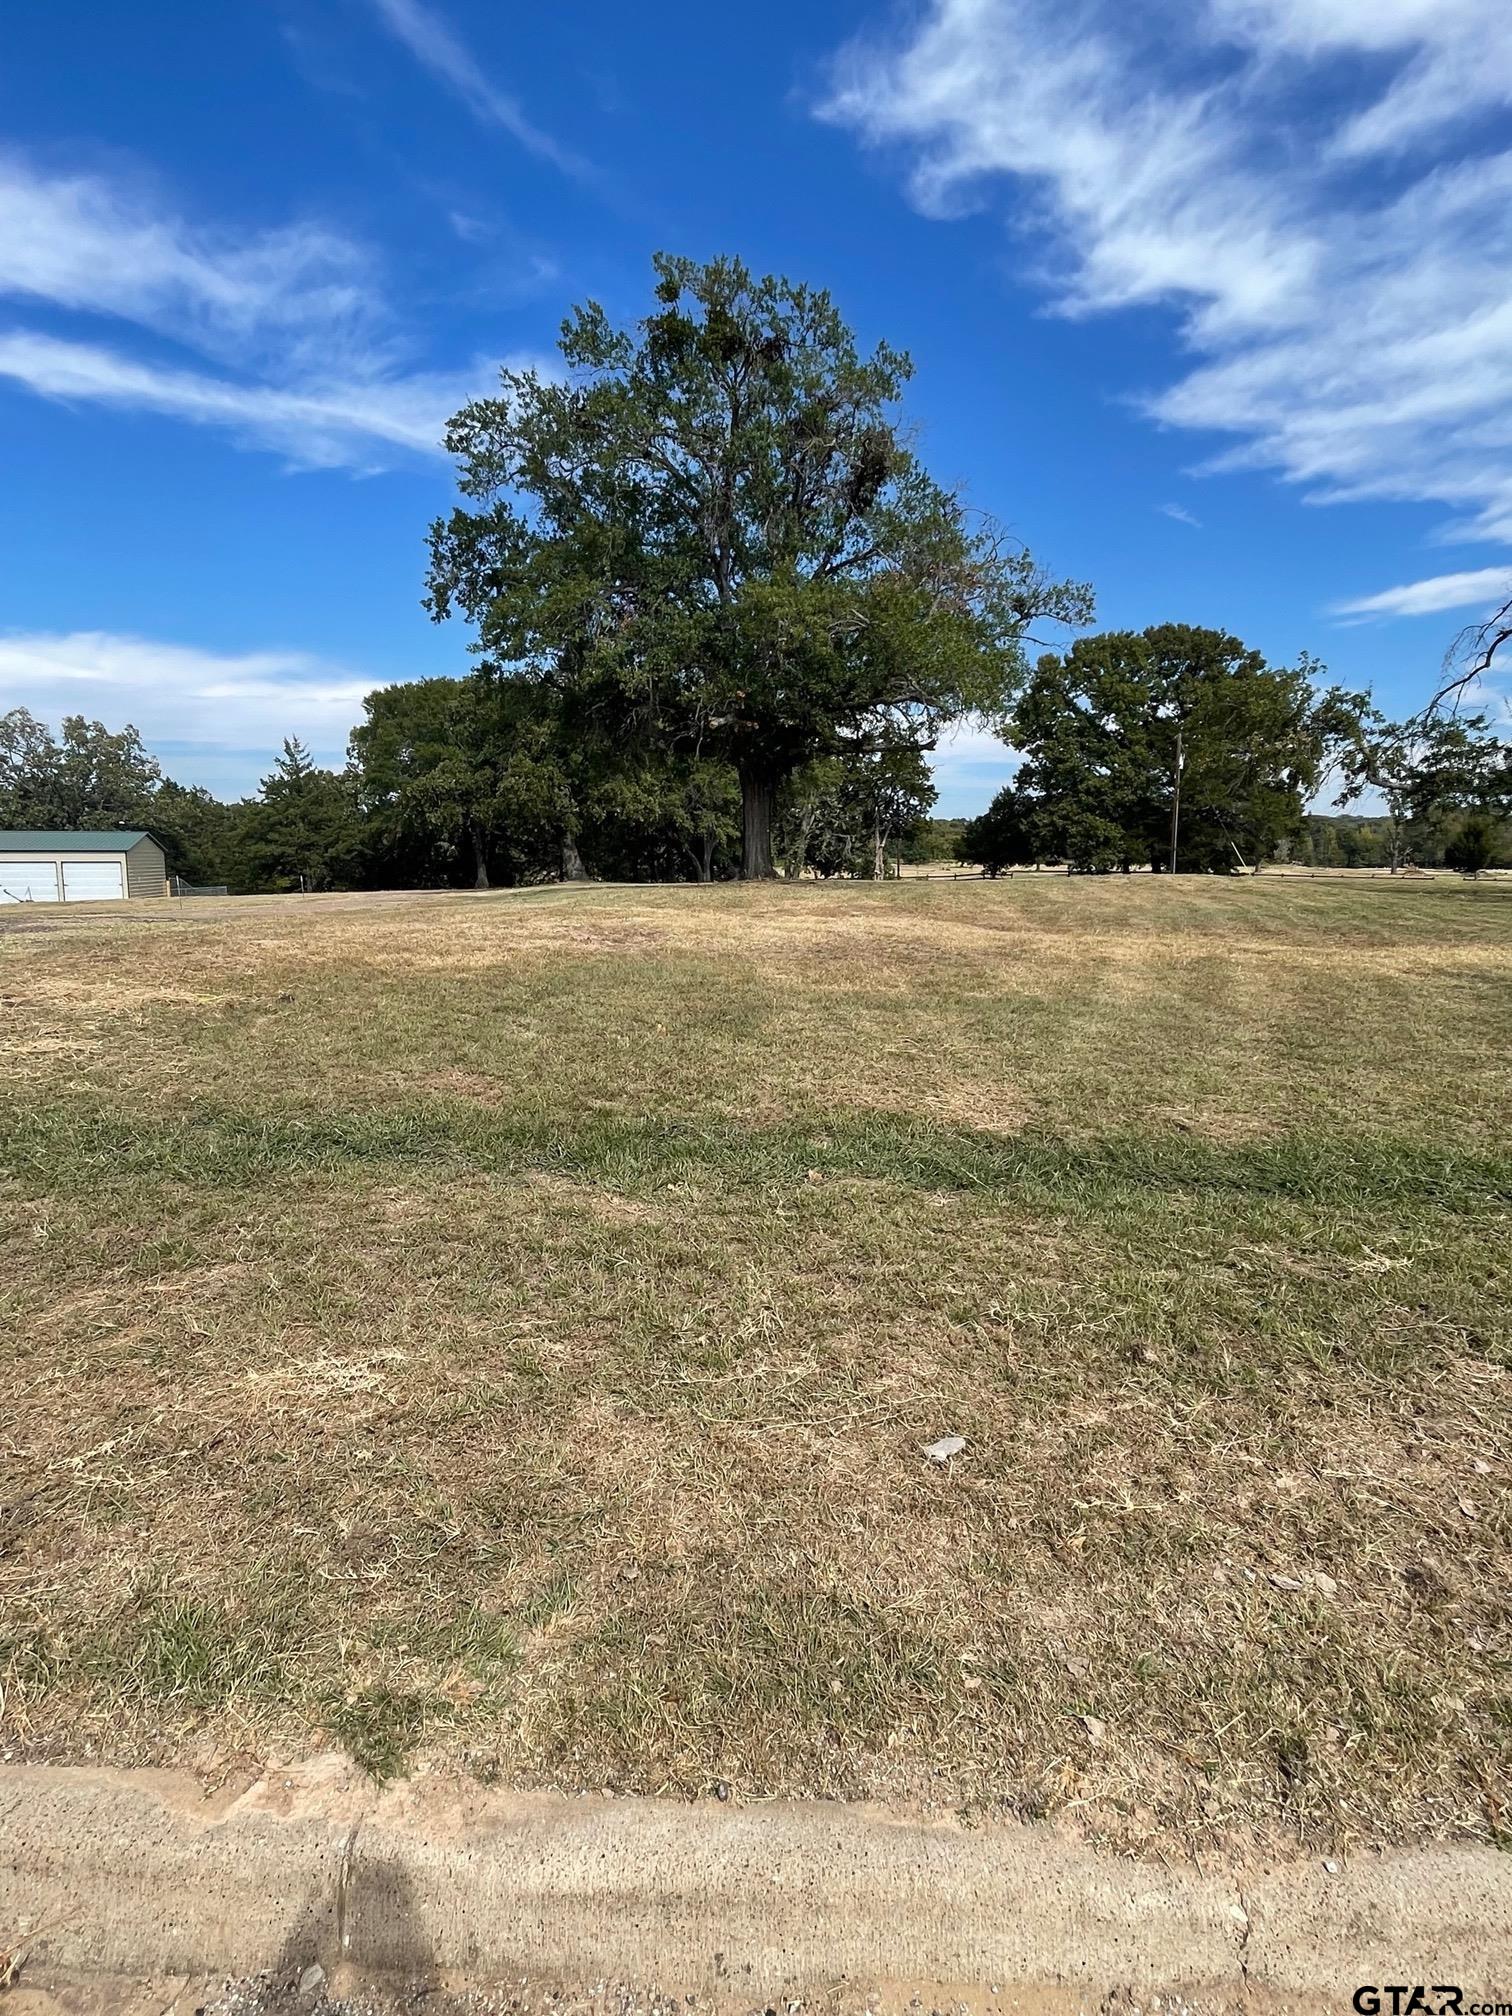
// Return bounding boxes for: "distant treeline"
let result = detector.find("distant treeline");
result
[4,679,1506,898]
[903,817,970,864]
[1288,812,1492,871]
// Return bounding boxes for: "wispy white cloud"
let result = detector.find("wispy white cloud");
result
[1160,502,1203,528]
[1332,566,1512,620]
[448,210,493,245]
[363,0,588,177]
[0,153,376,372]
[0,630,374,782]
[0,328,488,469]
[0,152,516,469]
[822,0,1512,598]
[1204,0,1512,158]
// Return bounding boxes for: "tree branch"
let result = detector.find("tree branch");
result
[1427,593,1512,715]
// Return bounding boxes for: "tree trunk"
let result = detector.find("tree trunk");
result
[469,828,490,889]
[872,808,886,882]
[560,834,588,882]
[739,765,779,880]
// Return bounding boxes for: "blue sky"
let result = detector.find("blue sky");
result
[3,0,1510,814]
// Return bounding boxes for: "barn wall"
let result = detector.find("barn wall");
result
[124,838,167,899]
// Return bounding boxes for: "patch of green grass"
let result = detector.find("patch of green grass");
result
[6,1099,1512,1212]
[99,1594,288,1711]
[324,1685,436,1783]
[369,1601,519,1675]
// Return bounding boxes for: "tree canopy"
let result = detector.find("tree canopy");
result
[351,677,574,888]
[992,626,1371,872]
[0,710,164,831]
[956,789,1038,876]
[425,253,1090,876]
[1444,812,1507,877]
[240,738,362,893]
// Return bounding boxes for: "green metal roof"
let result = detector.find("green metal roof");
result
[0,830,152,852]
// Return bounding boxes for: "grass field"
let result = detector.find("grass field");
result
[1,876,1509,1859]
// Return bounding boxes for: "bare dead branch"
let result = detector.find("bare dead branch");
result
[1426,592,1512,717]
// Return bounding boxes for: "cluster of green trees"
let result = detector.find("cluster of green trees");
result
[0,710,353,892]
[0,693,940,893]
[5,258,1507,891]
[902,816,969,865]
[956,626,1511,876]
[423,253,1088,882]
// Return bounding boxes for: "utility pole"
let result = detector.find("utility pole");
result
[1168,724,1184,875]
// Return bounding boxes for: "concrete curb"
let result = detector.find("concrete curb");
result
[1,1759,1507,1999]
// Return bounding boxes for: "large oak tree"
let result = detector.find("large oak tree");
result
[425,254,1089,877]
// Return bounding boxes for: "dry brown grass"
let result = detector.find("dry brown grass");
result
[0,875,1509,1857]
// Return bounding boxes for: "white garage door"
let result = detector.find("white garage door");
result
[0,861,61,904]
[62,860,126,902]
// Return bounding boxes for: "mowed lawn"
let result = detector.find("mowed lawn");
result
[1,876,1509,1856]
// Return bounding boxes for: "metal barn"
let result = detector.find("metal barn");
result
[0,830,169,904]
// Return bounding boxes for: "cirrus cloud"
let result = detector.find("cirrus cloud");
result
[0,328,493,470]
[821,0,1512,612]
[0,150,527,470]
[362,0,590,178]
[1332,566,1512,620]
